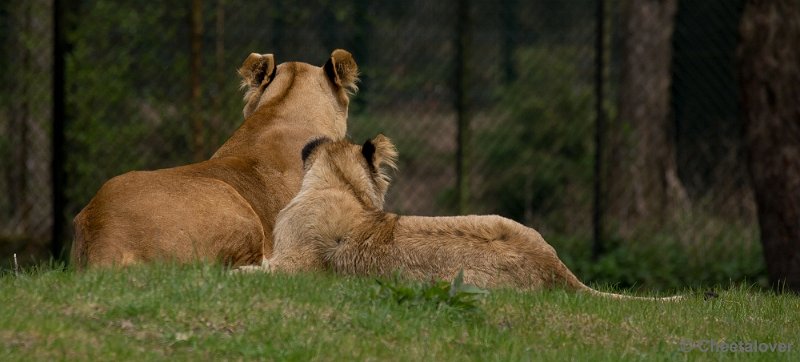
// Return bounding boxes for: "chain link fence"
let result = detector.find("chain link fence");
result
[0,1,54,261]
[0,0,763,288]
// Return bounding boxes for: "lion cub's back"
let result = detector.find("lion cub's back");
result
[385,215,561,288]
[394,214,546,247]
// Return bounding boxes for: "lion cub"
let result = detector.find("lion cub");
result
[268,135,680,300]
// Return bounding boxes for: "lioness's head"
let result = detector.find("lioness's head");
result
[299,135,398,209]
[238,49,358,137]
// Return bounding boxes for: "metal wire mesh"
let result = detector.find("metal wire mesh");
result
[1,0,759,285]
[0,1,53,259]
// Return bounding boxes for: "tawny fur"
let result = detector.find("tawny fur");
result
[71,50,359,269]
[267,136,682,301]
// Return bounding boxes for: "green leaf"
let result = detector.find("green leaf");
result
[457,285,490,295]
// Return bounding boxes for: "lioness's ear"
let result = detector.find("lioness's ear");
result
[238,53,276,90]
[324,49,359,94]
[362,134,397,171]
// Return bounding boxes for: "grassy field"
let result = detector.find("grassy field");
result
[1,263,798,361]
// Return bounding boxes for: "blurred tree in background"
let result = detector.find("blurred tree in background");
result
[0,0,53,258]
[738,0,800,292]
[64,1,191,215]
[608,0,688,235]
[474,47,594,234]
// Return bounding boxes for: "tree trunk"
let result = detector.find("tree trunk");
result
[2,0,53,258]
[190,0,205,161]
[211,0,225,142]
[351,0,369,111]
[608,0,688,234]
[455,0,471,214]
[271,0,285,57]
[501,0,517,84]
[738,0,800,292]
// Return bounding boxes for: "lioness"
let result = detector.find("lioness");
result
[71,50,359,269]
[266,135,681,300]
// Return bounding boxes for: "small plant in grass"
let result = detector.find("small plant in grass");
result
[374,270,489,312]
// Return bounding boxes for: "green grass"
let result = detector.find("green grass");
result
[1,263,798,361]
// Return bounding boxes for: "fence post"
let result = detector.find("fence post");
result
[351,0,369,111]
[592,0,607,260]
[501,0,517,84]
[455,0,470,214]
[52,0,66,260]
[190,0,205,161]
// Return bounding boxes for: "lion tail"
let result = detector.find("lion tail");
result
[554,260,684,301]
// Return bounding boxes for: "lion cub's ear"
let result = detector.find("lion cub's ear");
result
[238,53,276,90]
[301,137,332,168]
[324,49,359,94]
[362,134,398,172]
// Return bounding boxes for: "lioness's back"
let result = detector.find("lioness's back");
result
[72,167,266,267]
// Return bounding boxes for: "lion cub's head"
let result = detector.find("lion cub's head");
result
[299,134,398,210]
